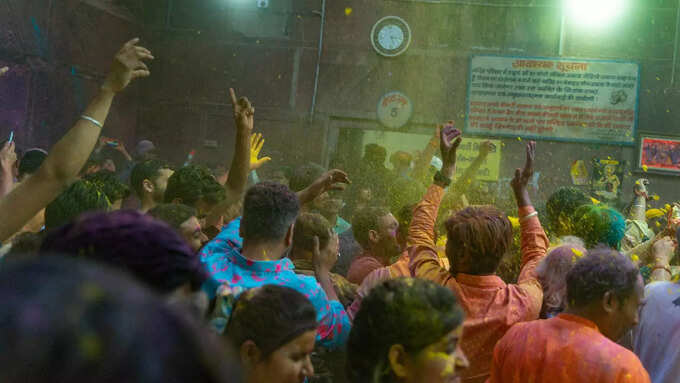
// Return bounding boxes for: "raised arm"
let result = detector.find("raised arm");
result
[410,124,441,182]
[0,141,16,197]
[511,142,549,314]
[0,38,153,241]
[207,89,253,221]
[408,124,461,283]
[296,169,350,206]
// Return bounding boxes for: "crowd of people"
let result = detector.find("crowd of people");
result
[0,39,679,383]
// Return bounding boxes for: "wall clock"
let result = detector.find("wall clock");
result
[370,16,412,57]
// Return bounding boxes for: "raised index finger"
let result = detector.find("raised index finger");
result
[229,88,238,106]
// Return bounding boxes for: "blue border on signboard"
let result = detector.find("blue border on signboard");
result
[464,54,640,146]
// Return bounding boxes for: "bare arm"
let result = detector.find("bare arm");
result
[313,235,340,301]
[0,38,153,242]
[411,125,440,182]
[0,142,16,197]
[296,169,350,206]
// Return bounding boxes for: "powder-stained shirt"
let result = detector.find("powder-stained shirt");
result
[488,314,651,383]
[346,253,386,285]
[200,226,351,350]
[632,281,680,383]
[408,184,549,383]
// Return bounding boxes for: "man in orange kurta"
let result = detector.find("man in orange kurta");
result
[487,249,649,383]
[408,136,548,383]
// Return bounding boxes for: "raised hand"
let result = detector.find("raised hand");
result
[439,121,462,178]
[0,141,16,173]
[479,140,496,158]
[249,132,271,170]
[312,234,339,273]
[102,38,153,93]
[321,169,351,192]
[229,88,255,132]
[634,178,650,198]
[511,141,536,207]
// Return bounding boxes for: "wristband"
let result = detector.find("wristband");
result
[434,171,452,187]
[80,115,103,129]
[651,265,672,276]
[520,211,538,222]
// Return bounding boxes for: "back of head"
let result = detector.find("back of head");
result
[566,247,640,309]
[292,212,332,253]
[289,163,326,192]
[363,143,387,166]
[445,205,513,275]
[82,171,130,204]
[0,256,238,383]
[389,151,412,169]
[572,205,626,249]
[352,206,390,248]
[18,148,47,180]
[164,165,225,207]
[41,210,205,293]
[546,187,591,235]
[45,180,110,230]
[241,181,300,242]
[149,203,198,230]
[347,278,464,382]
[226,285,317,357]
[131,159,171,197]
[134,139,156,160]
[537,244,586,315]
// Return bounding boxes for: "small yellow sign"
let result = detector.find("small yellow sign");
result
[452,138,502,182]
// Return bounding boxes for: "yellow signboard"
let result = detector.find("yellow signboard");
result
[452,138,501,182]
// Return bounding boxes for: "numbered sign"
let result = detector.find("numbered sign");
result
[377,91,413,129]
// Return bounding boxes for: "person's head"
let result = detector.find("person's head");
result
[17,148,47,181]
[291,212,333,257]
[165,165,225,217]
[41,210,207,312]
[347,278,468,383]
[536,242,586,318]
[566,247,643,340]
[81,155,103,175]
[572,205,626,249]
[363,143,387,167]
[444,206,513,275]
[289,163,326,193]
[101,158,116,173]
[130,159,174,204]
[227,285,317,383]
[149,204,208,253]
[45,180,111,230]
[390,151,413,174]
[395,203,416,250]
[82,171,130,210]
[264,166,292,188]
[352,206,401,260]
[134,139,157,161]
[240,182,300,251]
[0,256,239,383]
[546,187,591,237]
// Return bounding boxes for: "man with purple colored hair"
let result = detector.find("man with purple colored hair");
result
[41,210,208,313]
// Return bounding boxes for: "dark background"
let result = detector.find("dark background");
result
[1,0,679,209]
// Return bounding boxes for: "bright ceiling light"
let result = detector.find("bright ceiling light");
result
[565,0,627,28]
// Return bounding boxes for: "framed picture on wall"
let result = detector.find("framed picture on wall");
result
[638,135,680,174]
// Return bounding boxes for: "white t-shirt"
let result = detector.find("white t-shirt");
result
[632,281,680,383]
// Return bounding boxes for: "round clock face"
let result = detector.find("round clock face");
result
[371,16,411,57]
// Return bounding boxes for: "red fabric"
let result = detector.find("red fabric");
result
[488,314,651,383]
[346,253,385,285]
[408,184,549,383]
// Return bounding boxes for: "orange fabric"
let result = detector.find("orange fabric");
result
[408,184,549,383]
[487,314,651,383]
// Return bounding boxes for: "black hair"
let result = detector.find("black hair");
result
[292,212,332,253]
[347,278,464,382]
[45,180,110,230]
[572,205,626,249]
[0,256,240,383]
[18,149,47,179]
[164,165,225,207]
[352,206,390,248]
[82,171,130,203]
[289,163,326,192]
[566,247,640,308]
[148,203,198,230]
[226,285,317,358]
[41,210,206,293]
[546,187,591,235]
[130,159,172,197]
[241,182,300,242]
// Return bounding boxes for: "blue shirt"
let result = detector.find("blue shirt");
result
[200,221,351,350]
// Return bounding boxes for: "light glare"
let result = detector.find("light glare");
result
[565,0,627,28]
